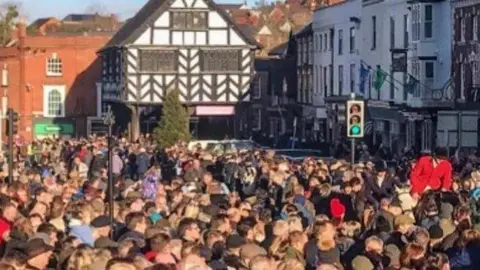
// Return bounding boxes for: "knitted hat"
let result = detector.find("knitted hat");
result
[330,198,346,219]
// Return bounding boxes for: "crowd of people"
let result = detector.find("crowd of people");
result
[0,135,475,270]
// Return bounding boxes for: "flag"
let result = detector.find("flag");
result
[405,74,419,94]
[373,67,388,90]
[359,64,369,94]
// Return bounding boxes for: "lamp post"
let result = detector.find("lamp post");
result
[104,105,115,239]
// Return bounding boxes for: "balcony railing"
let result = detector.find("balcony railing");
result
[408,78,455,107]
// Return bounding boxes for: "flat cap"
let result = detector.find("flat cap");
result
[90,215,111,228]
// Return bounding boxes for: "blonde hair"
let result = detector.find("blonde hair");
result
[319,183,332,197]
[287,216,303,232]
[269,236,288,260]
[67,246,95,270]
[94,249,112,262]
[273,220,289,237]
[108,263,138,270]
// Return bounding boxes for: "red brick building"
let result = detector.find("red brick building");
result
[0,22,111,141]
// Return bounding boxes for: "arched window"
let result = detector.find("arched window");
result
[43,86,65,117]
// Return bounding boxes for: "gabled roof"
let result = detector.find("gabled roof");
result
[63,14,99,22]
[101,0,260,51]
[29,17,56,28]
[294,22,312,37]
[268,41,288,56]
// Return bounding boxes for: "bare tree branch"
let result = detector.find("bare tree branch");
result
[84,2,110,15]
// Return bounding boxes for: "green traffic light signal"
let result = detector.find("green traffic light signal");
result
[350,125,361,135]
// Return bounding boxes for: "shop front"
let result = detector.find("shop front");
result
[33,118,75,139]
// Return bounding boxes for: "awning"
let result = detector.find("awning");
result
[368,107,404,122]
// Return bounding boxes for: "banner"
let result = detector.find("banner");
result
[405,74,419,94]
[374,67,388,90]
[359,64,369,93]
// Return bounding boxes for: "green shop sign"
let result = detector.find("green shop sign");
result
[34,120,75,136]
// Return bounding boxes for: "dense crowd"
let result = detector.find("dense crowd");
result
[0,135,476,270]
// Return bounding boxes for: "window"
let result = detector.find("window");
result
[350,63,356,93]
[404,14,409,48]
[171,12,207,29]
[474,16,478,41]
[338,29,343,55]
[252,74,262,99]
[297,71,302,99]
[139,50,177,72]
[329,64,333,96]
[323,33,327,51]
[201,50,239,72]
[372,16,377,49]
[461,17,465,42]
[424,5,433,39]
[252,108,261,130]
[460,63,465,99]
[329,30,333,51]
[303,40,307,64]
[46,55,62,76]
[349,27,355,52]
[425,62,434,79]
[473,61,479,85]
[297,41,302,65]
[338,65,344,95]
[309,37,313,62]
[412,4,420,41]
[43,86,65,117]
[319,34,323,51]
[390,17,395,49]
[323,67,328,97]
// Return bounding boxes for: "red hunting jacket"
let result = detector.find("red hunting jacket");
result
[410,156,434,195]
[429,159,453,191]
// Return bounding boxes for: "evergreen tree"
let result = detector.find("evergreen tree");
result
[0,4,19,46]
[154,89,190,148]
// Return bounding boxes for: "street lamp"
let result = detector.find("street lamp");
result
[103,105,115,239]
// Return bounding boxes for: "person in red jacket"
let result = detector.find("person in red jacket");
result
[429,147,453,191]
[410,151,434,197]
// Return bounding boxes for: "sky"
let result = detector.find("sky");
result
[18,0,250,22]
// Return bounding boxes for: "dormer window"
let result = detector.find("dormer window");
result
[46,53,62,77]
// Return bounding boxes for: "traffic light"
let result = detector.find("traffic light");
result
[346,100,364,138]
[6,109,19,136]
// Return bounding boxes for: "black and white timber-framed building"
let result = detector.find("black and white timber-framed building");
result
[98,0,259,139]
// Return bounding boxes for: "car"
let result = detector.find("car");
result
[205,140,262,154]
[273,149,333,162]
[187,140,219,151]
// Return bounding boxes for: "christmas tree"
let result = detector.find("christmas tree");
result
[154,89,190,147]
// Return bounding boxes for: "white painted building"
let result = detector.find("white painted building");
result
[313,0,362,141]
[313,0,453,150]
[313,0,361,99]
[99,0,258,139]
[361,0,410,103]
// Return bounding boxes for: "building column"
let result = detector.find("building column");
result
[129,105,140,141]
